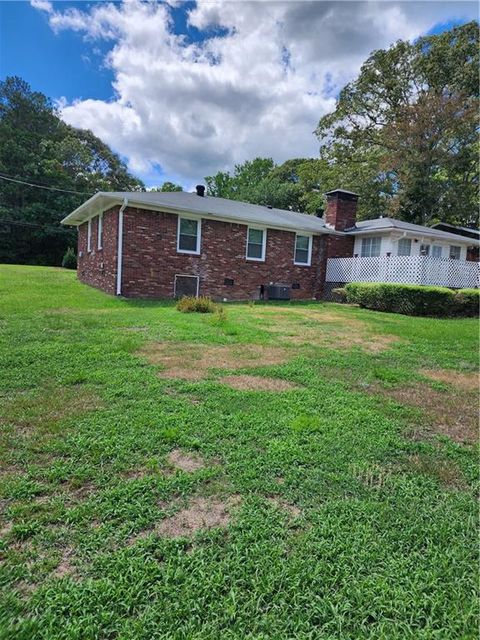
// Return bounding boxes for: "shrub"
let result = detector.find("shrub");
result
[176,295,217,313]
[62,247,77,269]
[344,282,478,317]
[454,289,480,316]
[331,287,347,302]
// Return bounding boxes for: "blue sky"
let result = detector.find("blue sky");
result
[1,1,477,187]
[1,2,114,101]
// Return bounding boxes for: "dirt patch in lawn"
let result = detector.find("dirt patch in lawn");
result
[220,375,300,392]
[139,342,289,380]
[266,497,302,518]
[374,383,478,445]
[164,387,202,405]
[406,453,466,489]
[157,495,241,538]
[421,369,479,392]
[167,449,206,473]
[288,330,399,353]
[1,385,102,435]
[253,309,400,353]
[51,547,77,579]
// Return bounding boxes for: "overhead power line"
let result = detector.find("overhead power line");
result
[0,173,93,196]
[0,218,73,232]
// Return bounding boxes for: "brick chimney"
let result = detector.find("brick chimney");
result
[325,189,358,231]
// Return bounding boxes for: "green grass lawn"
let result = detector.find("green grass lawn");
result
[0,264,478,640]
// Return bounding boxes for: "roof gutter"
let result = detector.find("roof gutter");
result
[116,198,128,296]
[62,194,336,236]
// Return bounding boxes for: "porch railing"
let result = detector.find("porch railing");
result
[325,256,479,289]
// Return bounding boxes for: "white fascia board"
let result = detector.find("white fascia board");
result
[61,195,337,237]
[347,227,478,246]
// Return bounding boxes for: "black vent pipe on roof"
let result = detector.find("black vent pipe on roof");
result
[196,185,205,197]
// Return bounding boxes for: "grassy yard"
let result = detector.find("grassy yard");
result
[0,264,478,639]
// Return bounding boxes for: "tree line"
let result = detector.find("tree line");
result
[1,21,477,265]
[207,22,478,225]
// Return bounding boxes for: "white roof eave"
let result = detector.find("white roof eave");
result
[346,225,480,247]
[61,193,338,236]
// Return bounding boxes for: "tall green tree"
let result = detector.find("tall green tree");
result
[315,21,479,225]
[205,157,304,211]
[150,182,183,192]
[0,76,143,265]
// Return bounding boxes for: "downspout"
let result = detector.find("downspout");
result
[116,198,128,296]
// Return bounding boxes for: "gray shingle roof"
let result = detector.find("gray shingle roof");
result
[431,222,480,239]
[347,217,480,245]
[61,192,479,246]
[61,190,333,235]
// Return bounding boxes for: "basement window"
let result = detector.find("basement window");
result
[87,219,92,253]
[97,213,103,250]
[294,234,312,265]
[177,216,201,255]
[361,236,381,257]
[246,227,266,261]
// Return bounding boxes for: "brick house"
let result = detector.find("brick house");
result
[61,187,479,299]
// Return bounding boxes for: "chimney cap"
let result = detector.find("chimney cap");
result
[325,188,359,199]
[196,184,206,197]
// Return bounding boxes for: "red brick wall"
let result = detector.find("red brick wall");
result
[77,206,119,294]
[325,192,358,231]
[326,234,355,259]
[117,207,327,300]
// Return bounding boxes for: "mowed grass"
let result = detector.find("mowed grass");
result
[0,264,478,640]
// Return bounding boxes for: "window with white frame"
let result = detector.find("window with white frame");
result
[449,245,461,260]
[246,227,266,261]
[87,219,92,252]
[397,238,411,256]
[294,234,312,265]
[97,213,103,250]
[177,217,201,254]
[432,245,442,258]
[360,236,381,257]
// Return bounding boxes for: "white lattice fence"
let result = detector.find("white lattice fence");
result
[326,256,479,289]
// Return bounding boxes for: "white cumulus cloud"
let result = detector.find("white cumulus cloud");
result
[31,0,477,186]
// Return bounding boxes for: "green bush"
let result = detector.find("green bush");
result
[344,282,478,317]
[454,289,480,316]
[61,247,77,269]
[176,295,217,313]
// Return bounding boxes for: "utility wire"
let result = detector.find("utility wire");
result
[0,173,94,196]
[0,218,72,232]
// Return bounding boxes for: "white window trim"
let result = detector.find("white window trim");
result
[177,215,201,255]
[174,274,200,298]
[361,236,381,258]
[246,226,267,262]
[449,245,461,260]
[294,233,312,266]
[397,237,412,257]
[97,213,103,250]
[87,218,92,253]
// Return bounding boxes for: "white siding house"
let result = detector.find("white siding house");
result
[327,217,479,289]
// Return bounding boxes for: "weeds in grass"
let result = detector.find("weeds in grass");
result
[176,296,217,313]
[0,265,478,640]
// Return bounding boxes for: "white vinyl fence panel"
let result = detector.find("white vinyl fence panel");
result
[326,256,479,289]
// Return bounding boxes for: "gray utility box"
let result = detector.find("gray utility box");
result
[267,283,291,300]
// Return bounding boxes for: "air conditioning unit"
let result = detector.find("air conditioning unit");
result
[267,283,291,300]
